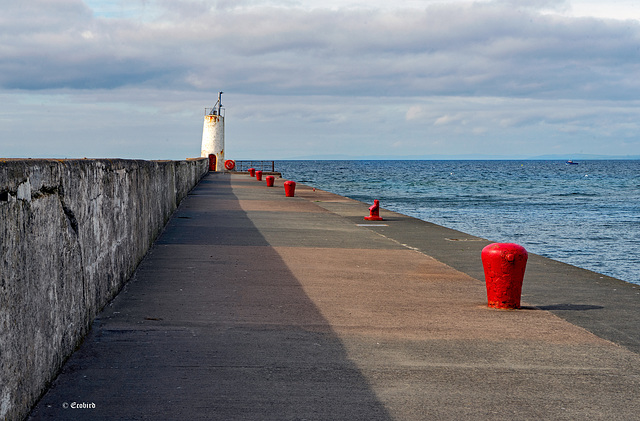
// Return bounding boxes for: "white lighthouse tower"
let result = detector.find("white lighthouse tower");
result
[201,91,225,170]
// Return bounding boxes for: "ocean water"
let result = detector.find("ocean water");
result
[276,160,640,286]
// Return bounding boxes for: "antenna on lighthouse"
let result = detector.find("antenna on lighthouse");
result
[209,91,224,116]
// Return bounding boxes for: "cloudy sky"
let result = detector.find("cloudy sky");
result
[2,0,640,159]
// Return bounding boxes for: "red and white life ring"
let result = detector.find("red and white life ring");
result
[224,160,236,170]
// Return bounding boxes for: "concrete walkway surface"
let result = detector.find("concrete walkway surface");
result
[28,172,640,420]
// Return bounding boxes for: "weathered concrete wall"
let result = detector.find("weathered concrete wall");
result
[0,158,207,421]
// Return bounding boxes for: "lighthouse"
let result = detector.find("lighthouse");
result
[201,91,225,170]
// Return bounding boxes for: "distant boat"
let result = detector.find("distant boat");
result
[566,160,579,165]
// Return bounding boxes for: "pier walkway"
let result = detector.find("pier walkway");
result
[29,172,640,420]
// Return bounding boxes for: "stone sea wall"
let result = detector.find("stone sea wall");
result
[0,158,208,421]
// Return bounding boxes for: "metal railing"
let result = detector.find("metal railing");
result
[233,160,275,172]
[204,107,225,117]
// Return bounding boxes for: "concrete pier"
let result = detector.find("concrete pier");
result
[0,158,207,421]
[28,172,640,420]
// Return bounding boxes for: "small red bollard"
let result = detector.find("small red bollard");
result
[284,180,296,197]
[248,168,255,177]
[265,175,275,187]
[255,170,263,181]
[364,199,384,221]
[481,243,528,309]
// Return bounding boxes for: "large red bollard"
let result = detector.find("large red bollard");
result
[266,175,275,187]
[284,180,296,197]
[481,243,528,309]
[248,168,255,177]
[364,199,384,221]
[255,170,263,181]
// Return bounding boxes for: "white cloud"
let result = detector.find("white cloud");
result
[405,106,424,121]
[3,0,640,99]
[434,115,461,126]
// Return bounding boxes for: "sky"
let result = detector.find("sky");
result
[1,0,640,160]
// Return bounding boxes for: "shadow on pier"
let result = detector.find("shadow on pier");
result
[28,175,392,420]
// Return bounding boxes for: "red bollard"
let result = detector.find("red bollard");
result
[248,168,255,177]
[266,175,275,187]
[284,180,296,197]
[481,243,528,309]
[255,170,263,181]
[364,199,384,221]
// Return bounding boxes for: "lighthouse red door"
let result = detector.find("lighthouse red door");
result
[208,154,216,171]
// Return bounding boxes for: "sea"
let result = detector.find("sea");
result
[275,160,640,286]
